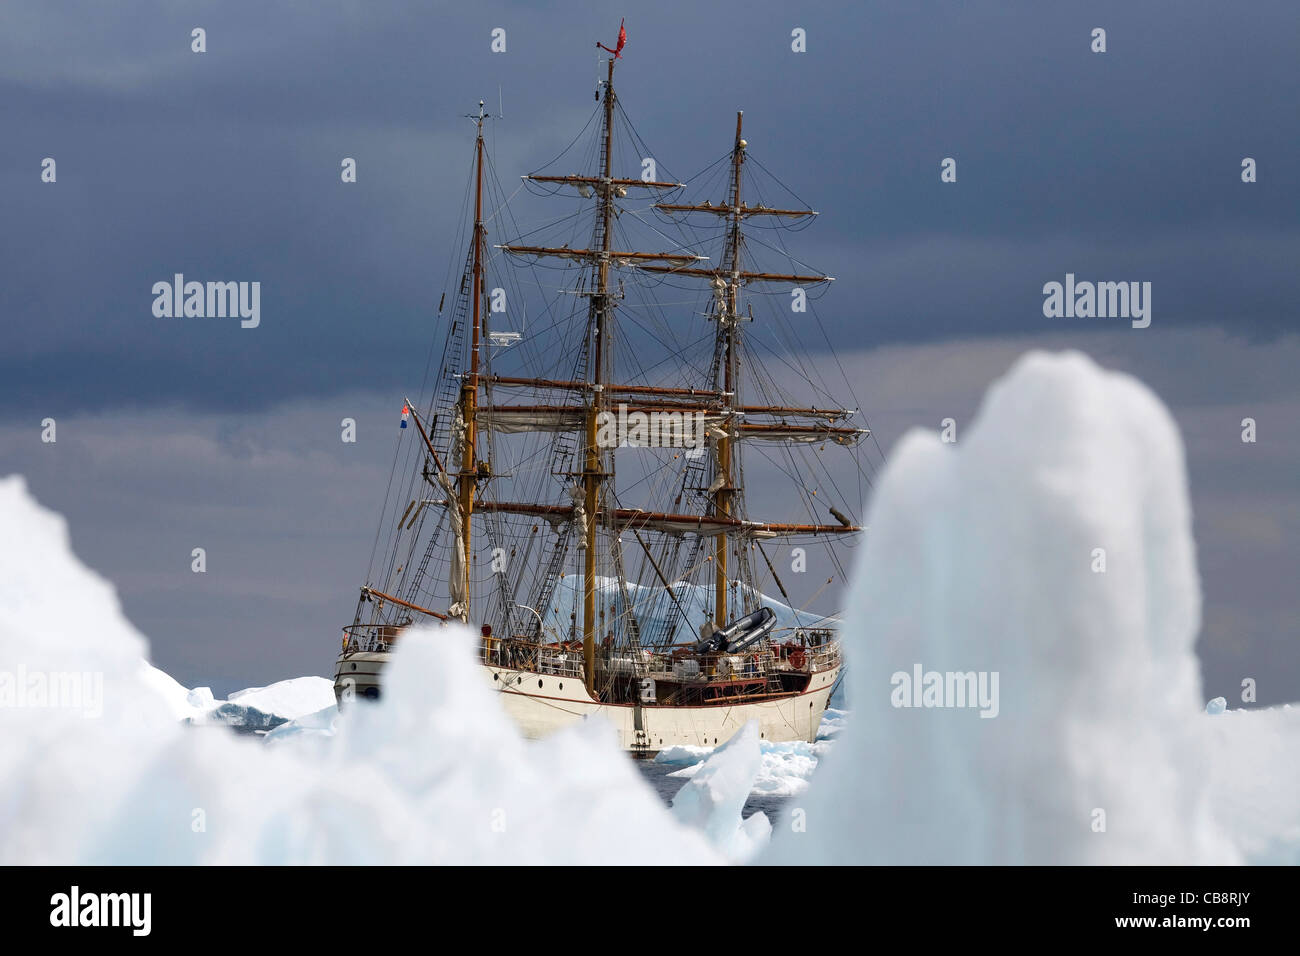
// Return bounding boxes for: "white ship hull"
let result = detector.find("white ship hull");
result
[335,650,841,754]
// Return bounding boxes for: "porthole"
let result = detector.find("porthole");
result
[492,673,498,681]
[538,679,544,689]
[516,676,522,684]
[350,663,357,671]
[559,682,564,690]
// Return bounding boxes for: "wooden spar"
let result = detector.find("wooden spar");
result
[470,500,861,536]
[634,264,833,283]
[524,174,684,190]
[483,376,861,417]
[473,404,868,443]
[716,110,744,628]
[584,55,617,694]
[630,526,694,628]
[497,245,705,265]
[473,408,868,444]
[402,396,447,475]
[754,537,797,613]
[654,202,817,218]
[486,375,723,398]
[360,585,450,622]
[476,398,857,418]
[457,101,488,622]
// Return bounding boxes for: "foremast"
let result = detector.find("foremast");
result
[453,101,488,622]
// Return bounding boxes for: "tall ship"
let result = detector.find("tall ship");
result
[335,28,869,754]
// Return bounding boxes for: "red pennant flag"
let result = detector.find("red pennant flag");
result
[599,19,626,59]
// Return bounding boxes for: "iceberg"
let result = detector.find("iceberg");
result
[262,704,339,749]
[659,711,840,798]
[766,350,1298,865]
[670,721,770,862]
[205,677,337,731]
[0,475,721,865]
[3,349,1296,865]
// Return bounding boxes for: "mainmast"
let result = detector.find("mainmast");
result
[455,100,488,621]
[497,44,699,691]
[581,57,617,691]
[492,35,864,661]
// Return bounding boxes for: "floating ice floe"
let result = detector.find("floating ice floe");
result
[657,709,841,799]
[670,722,771,863]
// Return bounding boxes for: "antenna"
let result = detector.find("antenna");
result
[498,84,504,119]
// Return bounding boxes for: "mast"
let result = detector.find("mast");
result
[583,57,616,692]
[715,111,744,628]
[492,43,854,656]
[645,113,837,633]
[456,100,488,621]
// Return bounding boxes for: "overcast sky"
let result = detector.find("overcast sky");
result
[2,2,1297,701]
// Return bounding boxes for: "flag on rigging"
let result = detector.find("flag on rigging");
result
[400,403,409,428]
[599,19,626,59]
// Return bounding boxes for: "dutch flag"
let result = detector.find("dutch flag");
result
[400,404,409,428]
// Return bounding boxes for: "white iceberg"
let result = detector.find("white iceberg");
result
[0,475,721,865]
[204,676,337,731]
[4,348,1297,866]
[766,350,1298,865]
[670,721,770,862]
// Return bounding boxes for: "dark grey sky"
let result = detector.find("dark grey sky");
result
[2,2,1297,700]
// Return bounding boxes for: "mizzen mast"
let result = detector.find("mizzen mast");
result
[714,111,744,628]
[650,112,833,629]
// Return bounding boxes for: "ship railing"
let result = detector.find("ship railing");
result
[480,636,585,679]
[341,623,404,654]
[645,644,781,682]
[785,628,842,672]
[471,633,839,681]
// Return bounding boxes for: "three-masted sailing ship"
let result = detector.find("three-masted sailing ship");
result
[335,31,868,754]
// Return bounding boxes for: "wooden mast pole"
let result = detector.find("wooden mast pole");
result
[458,101,487,621]
[584,56,615,694]
[715,110,743,629]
